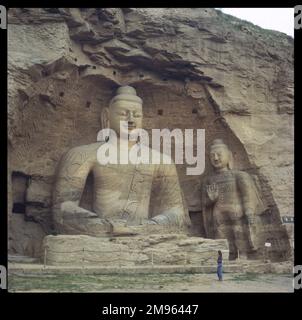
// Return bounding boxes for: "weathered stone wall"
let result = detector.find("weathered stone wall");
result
[8,8,293,260]
[43,234,229,267]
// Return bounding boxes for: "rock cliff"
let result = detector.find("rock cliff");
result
[8,8,293,260]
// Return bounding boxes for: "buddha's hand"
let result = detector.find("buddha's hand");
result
[245,209,255,225]
[61,201,98,218]
[206,183,219,202]
[146,219,158,225]
[245,209,257,251]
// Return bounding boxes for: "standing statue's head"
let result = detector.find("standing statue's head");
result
[209,139,233,170]
[101,86,143,138]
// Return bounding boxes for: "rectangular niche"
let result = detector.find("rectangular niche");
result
[12,171,30,214]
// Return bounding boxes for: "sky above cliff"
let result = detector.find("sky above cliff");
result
[217,8,294,37]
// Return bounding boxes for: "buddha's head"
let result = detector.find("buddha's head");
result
[102,86,143,138]
[209,139,233,170]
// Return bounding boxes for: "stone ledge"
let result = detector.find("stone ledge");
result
[8,261,293,275]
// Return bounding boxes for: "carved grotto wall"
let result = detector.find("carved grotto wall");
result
[8,8,293,261]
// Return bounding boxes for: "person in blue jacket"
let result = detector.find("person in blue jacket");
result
[217,250,223,281]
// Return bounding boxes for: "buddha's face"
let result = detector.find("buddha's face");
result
[210,146,229,170]
[109,100,143,138]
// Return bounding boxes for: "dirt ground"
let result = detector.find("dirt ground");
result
[8,272,294,293]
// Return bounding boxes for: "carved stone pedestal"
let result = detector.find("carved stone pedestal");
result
[42,234,229,267]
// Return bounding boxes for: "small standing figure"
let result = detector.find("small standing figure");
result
[217,250,223,281]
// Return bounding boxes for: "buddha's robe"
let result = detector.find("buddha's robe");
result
[52,141,191,235]
[201,170,265,253]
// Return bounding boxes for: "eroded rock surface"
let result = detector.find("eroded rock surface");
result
[8,8,293,261]
[43,234,229,266]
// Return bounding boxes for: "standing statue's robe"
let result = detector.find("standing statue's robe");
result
[201,169,266,253]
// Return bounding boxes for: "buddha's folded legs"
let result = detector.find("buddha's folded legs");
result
[54,216,111,237]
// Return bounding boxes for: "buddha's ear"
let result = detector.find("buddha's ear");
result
[227,149,234,170]
[97,107,110,142]
[100,107,110,129]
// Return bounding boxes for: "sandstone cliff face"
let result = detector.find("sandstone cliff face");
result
[7,8,293,259]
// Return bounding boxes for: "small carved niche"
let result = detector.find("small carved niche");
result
[12,171,30,214]
[80,172,94,212]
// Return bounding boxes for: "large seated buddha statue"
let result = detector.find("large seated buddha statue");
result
[52,86,191,236]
